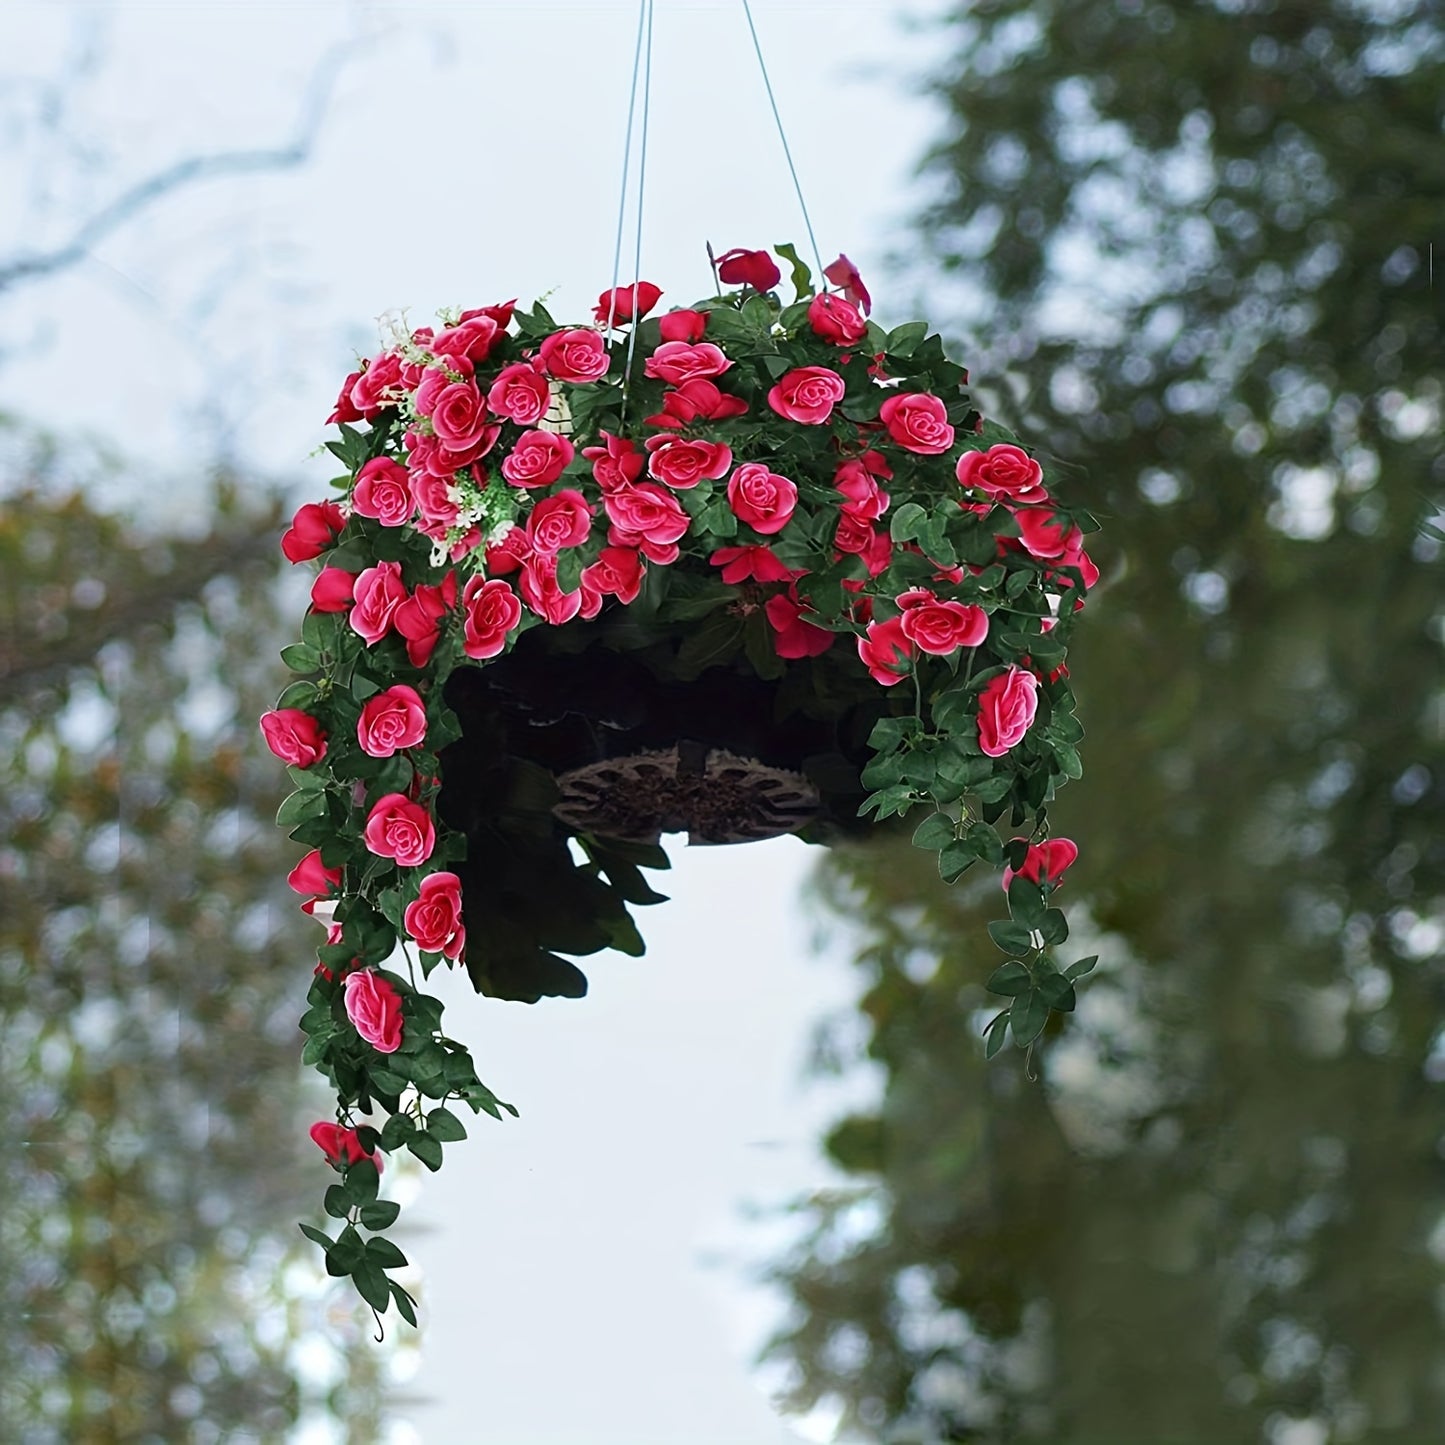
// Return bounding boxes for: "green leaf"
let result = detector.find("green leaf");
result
[983,1010,1010,1060]
[939,839,977,883]
[299,1223,333,1250]
[885,321,928,356]
[359,1199,401,1231]
[774,241,814,300]
[889,502,928,542]
[365,1237,410,1271]
[987,961,1033,997]
[1065,954,1099,982]
[987,920,1035,956]
[1037,969,1077,1012]
[345,1158,380,1205]
[352,1261,391,1313]
[390,1281,419,1326]
[1040,908,1070,946]
[379,1113,415,1150]
[426,1106,468,1142]
[407,1132,444,1171]
[324,1185,351,1219]
[276,788,328,829]
[368,1067,408,1096]
[1007,876,1047,929]
[911,812,956,851]
[279,643,321,673]
[1010,988,1049,1046]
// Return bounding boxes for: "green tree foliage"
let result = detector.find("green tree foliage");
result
[1,440,393,1440]
[765,2,1444,1440]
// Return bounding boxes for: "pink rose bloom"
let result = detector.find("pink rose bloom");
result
[808,291,868,345]
[896,588,989,656]
[310,1122,384,1172]
[351,457,414,527]
[487,362,551,426]
[857,616,915,686]
[288,849,343,897]
[644,378,749,430]
[861,527,894,578]
[880,392,955,455]
[362,793,435,867]
[432,315,500,364]
[260,708,327,767]
[429,380,492,451]
[403,425,496,480]
[519,554,583,626]
[539,328,610,383]
[526,489,592,555]
[501,430,576,489]
[1002,837,1080,892]
[484,526,533,576]
[710,544,794,585]
[768,366,847,425]
[727,463,797,535]
[579,546,646,611]
[823,253,872,313]
[1016,508,1082,561]
[343,969,404,1054]
[644,341,733,385]
[349,560,408,645]
[404,870,466,959]
[715,247,781,291]
[350,350,404,417]
[462,576,522,659]
[834,458,891,521]
[833,512,878,557]
[604,484,690,564]
[357,685,428,758]
[594,281,663,326]
[582,431,644,491]
[281,501,345,563]
[658,309,707,342]
[765,594,835,659]
[644,436,733,489]
[977,666,1039,757]
[956,443,1048,504]
[393,572,457,669]
[311,567,358,614]
[408,471,463,533]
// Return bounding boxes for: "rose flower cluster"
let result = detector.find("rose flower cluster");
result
[262,245,1095,1323]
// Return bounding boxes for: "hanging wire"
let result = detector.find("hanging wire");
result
[619,0,655,408]
[604,0,652,335]
[741,0,826,282]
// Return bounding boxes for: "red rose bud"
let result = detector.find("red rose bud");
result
[287,849,343,897]
[593,282,663,326]
[1002,838,1079,891]
[658,309,708,343]
[281,501,344,563]
[309,1121,384,1172]
[310,567,358,613]
[823,253,872,314]
[715,247,781,292]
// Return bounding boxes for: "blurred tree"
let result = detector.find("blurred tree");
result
[0,436,396,1441]
[766,1,1444,1441]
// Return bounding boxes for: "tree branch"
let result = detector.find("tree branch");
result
[0,36,356,297]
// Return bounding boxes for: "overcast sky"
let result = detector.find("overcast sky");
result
[4,3,951,1439]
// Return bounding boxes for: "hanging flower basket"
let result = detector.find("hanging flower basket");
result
[264,245,1099,1324]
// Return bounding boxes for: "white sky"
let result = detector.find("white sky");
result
[3,2,950,1439]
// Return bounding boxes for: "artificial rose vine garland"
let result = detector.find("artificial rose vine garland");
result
[263,245,1099,1325]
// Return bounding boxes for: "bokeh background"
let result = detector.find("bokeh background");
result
[3,2,1442,1443]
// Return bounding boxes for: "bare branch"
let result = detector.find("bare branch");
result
[0,36,358,297]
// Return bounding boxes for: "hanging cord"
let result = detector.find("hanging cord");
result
[619,0,655,412]
[604,0,651,336]
[741,0,826,283]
